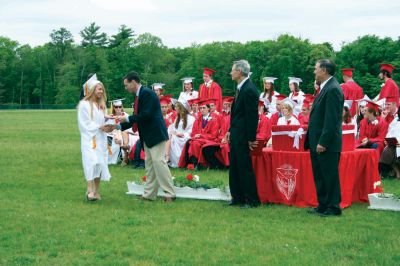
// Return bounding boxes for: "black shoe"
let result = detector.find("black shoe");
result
[240,203,259,209]
[307,207,325,215]
[318,209,342,217]
[227,200,242,206]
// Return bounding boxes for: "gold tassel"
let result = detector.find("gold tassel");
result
[109,102,113,115]
[85,83,89,96]
[92,137,96,149]
[107,143,112,155]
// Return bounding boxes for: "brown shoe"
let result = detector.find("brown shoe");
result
[164,197,176,202]
[137,195,153,201]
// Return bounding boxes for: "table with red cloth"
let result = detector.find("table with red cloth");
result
[252,148,381,208]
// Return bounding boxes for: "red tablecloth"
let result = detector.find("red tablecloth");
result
[252,148,381,208]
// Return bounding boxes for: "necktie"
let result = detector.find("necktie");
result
[132,96,138,132]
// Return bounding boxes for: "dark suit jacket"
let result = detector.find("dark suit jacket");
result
[230,79,259,145]
[305,77,344,153]
[121,87,168,148]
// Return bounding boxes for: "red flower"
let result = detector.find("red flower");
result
[186,174,194,181]
[187,163,195,170]
[142,176,147,182]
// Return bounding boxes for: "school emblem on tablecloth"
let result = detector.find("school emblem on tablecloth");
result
[276,164,298,200]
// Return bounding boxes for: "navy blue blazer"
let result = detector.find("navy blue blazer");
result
[121,86,168,148]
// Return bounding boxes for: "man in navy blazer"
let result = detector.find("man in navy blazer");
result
[117,71,176,201]
[227,60,260,208]
[305,59,344,216]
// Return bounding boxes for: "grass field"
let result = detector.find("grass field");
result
[1,109,400,266]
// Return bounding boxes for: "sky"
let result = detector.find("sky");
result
[0,0,399,50]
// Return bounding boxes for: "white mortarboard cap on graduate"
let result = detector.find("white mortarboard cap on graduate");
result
[358,95,371,107]
[375,98,386,109]
[82,74,98,96]
[178,98,191,112]
[288,77,302,85]
[109,98,125,106]
[344,100,353,109]
[263,77,278,83]
[181,77,195,84]
[152,83,165,90]
[282,97,297,109]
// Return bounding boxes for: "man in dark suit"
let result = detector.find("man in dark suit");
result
[115,71,176,202]
[226,60,260,208]
[305,59,344,217]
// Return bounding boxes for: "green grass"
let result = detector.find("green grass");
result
[1,109,400,265]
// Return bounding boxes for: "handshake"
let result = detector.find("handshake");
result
[100,124,117,133]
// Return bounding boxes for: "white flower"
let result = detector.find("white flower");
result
[372,119,378,125]
[193,175,200,182]
[373,181,381,189]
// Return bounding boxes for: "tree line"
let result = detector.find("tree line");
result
[0,22,399,107]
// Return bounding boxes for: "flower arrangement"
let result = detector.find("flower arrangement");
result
[374,181,385,197]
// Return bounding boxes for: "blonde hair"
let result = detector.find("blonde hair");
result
[83,82,107,119]
[282,102,293,114]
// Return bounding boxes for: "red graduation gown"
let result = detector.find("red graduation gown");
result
[198,82,223,112]
[341,81,364,116]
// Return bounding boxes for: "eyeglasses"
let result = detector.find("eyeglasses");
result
[114,106,122,109]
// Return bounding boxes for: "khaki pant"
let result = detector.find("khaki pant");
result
[143,141,176,200]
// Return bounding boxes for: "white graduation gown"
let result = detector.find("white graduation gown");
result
[178,91,199,102]
[277,116,300,125]
[168,115,195,167]
[78,101,111,181]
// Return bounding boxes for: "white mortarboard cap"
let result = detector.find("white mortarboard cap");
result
[263,77,278,84]
[375,98,386,109]
[82,74,98,96]
[344,100,353,109]
[282,97,297,109]
[288,77,303,85]
[358,95,371,106]
[181,77,195,84]
[109,98,125,106]
[178,99,191,112]
[152,83,165,90]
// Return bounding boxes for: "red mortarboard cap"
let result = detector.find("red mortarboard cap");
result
[222,96,234,103]
[380,63,395,74]
[302,98,311,108]
[203,67,216,76]
[159,96,171,105]
[275,94,287,101]
[341,68,354,77]
[198,99,212,107]
[366,100,380,112]
[188,98,199,105]
[385,96,397,103]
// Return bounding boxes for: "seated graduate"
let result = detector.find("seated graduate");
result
[107,98,127,165]
[298,95,313,125]
[269,94,287,125]
[382,96,398,125]
[379,107,400,178]
[342,100,357,129]
[188,98,200,119]
[356,100,388,154]
[166,99,195,168]
[277,98,300,125]
[160,96,175,129]
[257,100,272,141]
[178,77,199,102]
[185,99,220,169]
[202,97,234,169]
